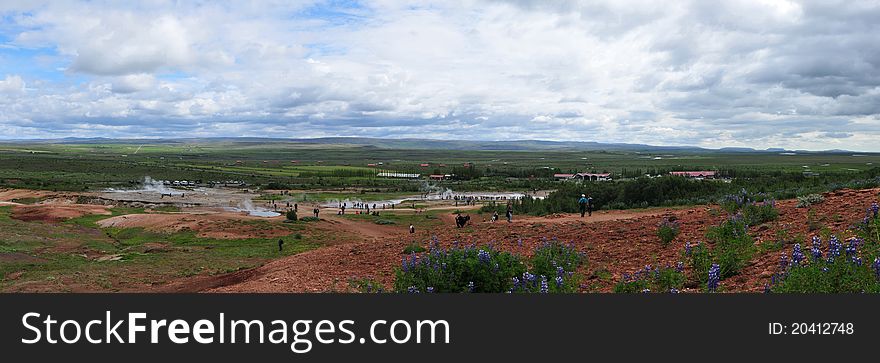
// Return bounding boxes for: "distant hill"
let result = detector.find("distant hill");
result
[0,136,857,153]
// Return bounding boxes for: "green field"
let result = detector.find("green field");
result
[2,140,879,194]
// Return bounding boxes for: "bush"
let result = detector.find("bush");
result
[394,244,527,293]
[285,210,298,221]
[683,241,712,284]
[393,239,587,293]
[299,216,320,222]
[528,240,586,292]
[402,243,426,254]
[741,201,778,225]
[614,264,685,293]
[657,219,680,246]
[771,237,880,293]
[707,217,756,279]
[796,193,825,208]
[348,278,385,293]
[374,219,396,225]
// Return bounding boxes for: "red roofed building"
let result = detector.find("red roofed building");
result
[670,171,716,179]
[554,173,575,180]
[420,163,430,167]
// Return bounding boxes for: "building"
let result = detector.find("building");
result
[377,172,421,179]
[574,172,612,181]
[554,173,611,181]
[670,171,716,179]
[554,173,575,180]
[419,163,430,167]
[429,174,449,181]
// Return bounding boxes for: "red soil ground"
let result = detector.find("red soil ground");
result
[197,188,880,293]
[10,204,111,222]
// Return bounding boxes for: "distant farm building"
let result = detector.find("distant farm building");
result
[554,173,575,180]
[670,171,716,179]
[367,163,378,167]
[419,163,430,167]
[554,173,611,181]
[429,174,451,181]
[377,172,421,179]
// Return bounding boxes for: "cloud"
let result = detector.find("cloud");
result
[0,74,24,93]
[0,1,879,151]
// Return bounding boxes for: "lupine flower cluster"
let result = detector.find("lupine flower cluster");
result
[828,235,842,262]
[845,237,862,266]
[778,253,789,271]
[395,237,587,293]
[872,202,879,218]
[790,243,805,267]
[872,257,880,281]
[707,264,721,292]
[810,236,823,261]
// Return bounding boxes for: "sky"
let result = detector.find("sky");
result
[1,0,879,151]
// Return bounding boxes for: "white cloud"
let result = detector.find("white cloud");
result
[0,0,879,150]
[0,74,24,93]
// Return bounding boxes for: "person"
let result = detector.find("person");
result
[409,224,415,234]
[578,194,589,217]
[278,238,284,252]
[492,211,498,222]
[314,207,320,218]
[587,195,594,217]
[294,203,298,212]
[505,204,513,223]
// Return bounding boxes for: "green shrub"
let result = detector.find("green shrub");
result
[348,278,385,293]
[742,201,778,225]
[393,239,586,293]
[402,243,426,254]
[683,241,712,284]
[771,236,880,293]
[657,219,680,246]
[299,216,319,222]
[614,265,685,293]
[394,244,527,293]
[796,193,825,208]
[707,217,756,279]
[374,219,396,225]
[285,210,298,221]
[528,240,586,292]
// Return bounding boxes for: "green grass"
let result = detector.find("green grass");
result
[0,205,322,291]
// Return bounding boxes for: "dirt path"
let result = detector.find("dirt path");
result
[196,208,674,293]
[319,214,404,240]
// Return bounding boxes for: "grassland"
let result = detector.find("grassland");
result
[2,141,879,194]
[0,205,321,292]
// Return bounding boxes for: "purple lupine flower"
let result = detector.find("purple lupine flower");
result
[467,281,475,293]
[828,235,841,262]
[779,253,789,271]
[791,243,804,267]
[669,288,680,293]
[477,249,491,264]
[684,242,692,256]
[540,276,549,293]
[707,263,720,292]
[555,276,564,288]
[675,261,684,273]
[872,257,880,280]
[871,202,879,218]
[407,286,419,293]
[810,236,822,261]
[426,286,434,293]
